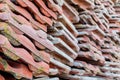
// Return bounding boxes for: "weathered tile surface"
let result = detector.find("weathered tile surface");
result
[0,0,120,80]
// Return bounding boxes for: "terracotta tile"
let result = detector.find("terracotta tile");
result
[16,0,53,26]
[77,51,93,60]
[0,75,5,80]
[52,0,64,6]
[103,54,115,61]
[54,22,78,43]
[34,0,57,19]
[0,12,54,51]
[50,53,73,66]
[40,7,51,17]
[50,46,74,66]
[72,0,95,10]
[0,2,47,31]
[16,48,49,73]
[105,62,120,68]
[0,0,120,79]
[0,22,21,46]
[0,35,49,73]
[50,30,79,52]
[70,69,89,76]
[19,25,54,51]
[36,30,47,39]
[59,74,106,80]
[28,61,49,74]
[91,13,107,31]
[14,6,47,31]
[47,0,63,14]
[49,36,77,59]
[78,43,102,55]
[0,57,32,79]
[50,58,71,74]
[10,25,24,35]
[17,35,50,63]
[62,1,80,23]
[12,13,32,26]
[0,22,50,62]
[34,41,46,49]
[77,51,105,65]
[58,14,79,37]
[32,73,48,78]
[49,68,59,76]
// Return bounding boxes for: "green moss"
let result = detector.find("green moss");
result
[0,58,22,79]
[0,23,20,46]
[31,53,42,62]
[2,41,20,60]
[3,33,20,46]
[38,67,45,73]
[0,58,8,69]
[3,48,20,60]
[34,66,45,74]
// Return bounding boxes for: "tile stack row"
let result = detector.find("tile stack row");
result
[0,0,64,80]
[0,0,120,80]
[57,0,120,80]
[0,0,79,79]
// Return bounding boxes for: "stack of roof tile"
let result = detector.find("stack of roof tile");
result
[58,0,120,80]
[0,0,120,80]
[0,0,55,79]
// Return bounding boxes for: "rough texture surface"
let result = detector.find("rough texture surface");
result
[0,0,120,80]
